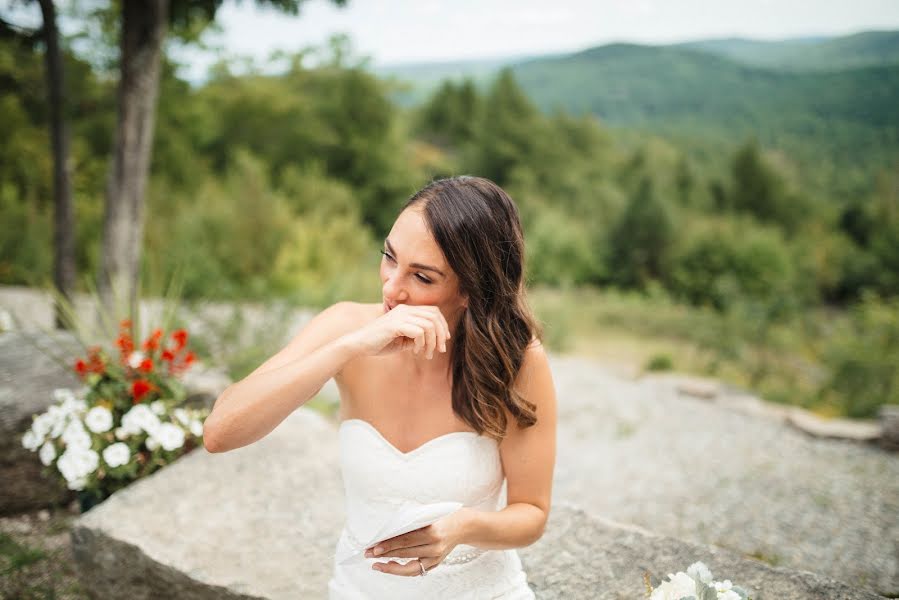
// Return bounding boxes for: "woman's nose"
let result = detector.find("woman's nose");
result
[382,275,404,299]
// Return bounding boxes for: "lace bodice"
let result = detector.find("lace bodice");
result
[328,418,536,599]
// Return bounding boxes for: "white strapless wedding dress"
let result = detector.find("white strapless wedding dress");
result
[328,418,536,600]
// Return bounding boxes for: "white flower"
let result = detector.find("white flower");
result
[121,404,160,435]
[128,351,145,369]
[56,446,99,489]
[146,436,160,451]
[114,427,130,440]
[84,406,113,433]
[32,412,53,439]
[102,442,131,468]
[52,388,76,403]
[718,591,741,600]
[651,571,697,600]
[189,419,203,437]
[152,422,185,451]
[66,476,87,490]
[150,400,166,415]
[714,580,733,592]
[22,429,41,451]
[173,408,190,425]
[52,388,88,422]
[39,441,57,466]
[688,561,714,585]
[46,406,69,438]
[61,420,92,449]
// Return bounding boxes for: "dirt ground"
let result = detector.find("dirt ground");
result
[0,502,90,600]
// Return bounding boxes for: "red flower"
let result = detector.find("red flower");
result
[73,346,107,378]
[138,358,154,373]
[131,379,157,403]
[161,349,176,362]
[141,328,164,352]
[116,333,134,360]
[169,350,196,376]
[171,329,188,351]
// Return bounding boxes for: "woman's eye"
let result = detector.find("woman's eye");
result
[381,251,431,284]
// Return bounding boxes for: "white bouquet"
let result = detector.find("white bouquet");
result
[644,561,753,600]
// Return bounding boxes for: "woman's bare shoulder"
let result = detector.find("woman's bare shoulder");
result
[341,301,385,326]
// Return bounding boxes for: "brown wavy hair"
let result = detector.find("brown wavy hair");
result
[402,175,544,442]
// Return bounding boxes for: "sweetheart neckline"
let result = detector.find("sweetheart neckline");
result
[339,418,490,459]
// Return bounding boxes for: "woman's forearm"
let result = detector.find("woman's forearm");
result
[458,503,547,550]
[203,335,360,453]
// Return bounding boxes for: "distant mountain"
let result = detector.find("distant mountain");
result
[509,41,898,128]
[372,55,535,83]
[678,31,899,71]
[371,54,554,106]
[508,41,898,175]
[374,31,899,182]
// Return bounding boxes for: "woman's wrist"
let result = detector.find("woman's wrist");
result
[334,332,366,360]
[452,506,480,547]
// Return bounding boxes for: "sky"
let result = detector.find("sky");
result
[8,0,899,82]
[165,0,899,81]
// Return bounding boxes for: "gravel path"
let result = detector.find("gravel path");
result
[547,353,898,597]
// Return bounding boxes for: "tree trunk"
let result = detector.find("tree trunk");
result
[97,0,168,331]
[37,0,76,331]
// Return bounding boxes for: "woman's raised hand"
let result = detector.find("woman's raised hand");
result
[344,304,451,359]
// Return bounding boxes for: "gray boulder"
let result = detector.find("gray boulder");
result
[70,406,885,599]
[0,330,83,514]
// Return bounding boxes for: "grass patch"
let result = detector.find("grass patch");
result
[0,532,45,575]
[745,549,783,567]
[527,284,885,419]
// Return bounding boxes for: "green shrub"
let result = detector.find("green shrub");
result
[645,353,674,371]
[819,291,899,418]
[670,217,795,312]
[524,207,599,287]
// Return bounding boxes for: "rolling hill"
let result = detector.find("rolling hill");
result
[375,31,899,193]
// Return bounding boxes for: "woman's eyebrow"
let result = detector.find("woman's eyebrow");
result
[385,239,446,278]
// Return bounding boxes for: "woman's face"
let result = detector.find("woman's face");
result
[380,207,468,329]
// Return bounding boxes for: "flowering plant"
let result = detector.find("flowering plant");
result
[644,561,753,600]
[21,318,209,510]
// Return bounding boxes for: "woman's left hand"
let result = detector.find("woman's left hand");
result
[364,507,473,576]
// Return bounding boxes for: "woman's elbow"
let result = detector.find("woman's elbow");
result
[202,416,224,453]
[202,389,231,453]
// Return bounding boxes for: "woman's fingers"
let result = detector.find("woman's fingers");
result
[396,323,425,354]
[365,543,434,559]
[372,557,439,577]
[403,312,445,358]
[394,305,450,357]
[402,315,436,357]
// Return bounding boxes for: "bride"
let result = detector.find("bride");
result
[203,175,557,599]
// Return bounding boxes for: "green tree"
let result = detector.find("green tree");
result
[416,78,482,148]
[607,176,677,289]
[475,68,540,185]
[97,0,348,325]
[729,138,809,233]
